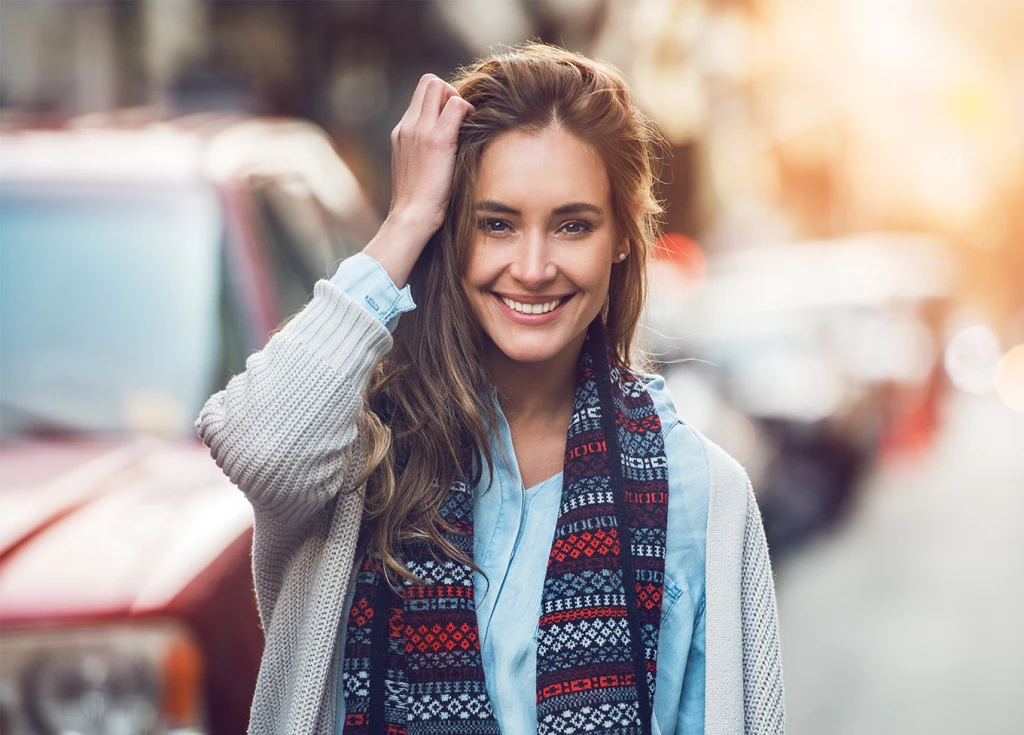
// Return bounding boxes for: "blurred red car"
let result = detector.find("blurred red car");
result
[0,113,381,735]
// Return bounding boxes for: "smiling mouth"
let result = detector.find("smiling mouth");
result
[494,293,573,315]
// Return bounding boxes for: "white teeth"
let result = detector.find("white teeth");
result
[500,295,563,315]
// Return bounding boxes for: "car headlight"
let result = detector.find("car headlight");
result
[0,619,206,735]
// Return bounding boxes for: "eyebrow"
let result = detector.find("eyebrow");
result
[473,200,604,217]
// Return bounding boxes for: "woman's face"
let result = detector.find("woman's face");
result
[462,126,627,367]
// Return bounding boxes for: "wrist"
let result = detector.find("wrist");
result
[384,206,444,241]
[363,216,433,289]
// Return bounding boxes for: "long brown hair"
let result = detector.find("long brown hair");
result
[355,40,668,587]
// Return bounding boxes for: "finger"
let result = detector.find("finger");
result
[440,81,462,101]
[418,76,447,128]
[402,72,439,132]
[439,81,474,112]
[436,94,474,141]
[446,83,474,111]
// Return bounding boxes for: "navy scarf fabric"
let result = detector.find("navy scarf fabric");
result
[341,320,670,734]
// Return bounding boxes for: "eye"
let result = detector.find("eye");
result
[561,220,595,236]
[477,218,512,236]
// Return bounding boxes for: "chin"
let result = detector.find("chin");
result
[489,340,564,364]
[483,323,587,366]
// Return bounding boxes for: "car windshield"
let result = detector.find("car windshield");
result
[0,180,225,440]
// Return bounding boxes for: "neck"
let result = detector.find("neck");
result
[485,331,587,425]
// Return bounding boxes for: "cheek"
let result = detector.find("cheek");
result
[462,246,503,291]
[578,258,614,295]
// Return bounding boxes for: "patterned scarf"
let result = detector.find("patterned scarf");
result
[341,320,670,734]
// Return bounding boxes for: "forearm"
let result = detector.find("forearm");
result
[194,278,393,525]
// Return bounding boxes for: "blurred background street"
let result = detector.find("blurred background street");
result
[777,388,1024,734]
[1,1,1022,733]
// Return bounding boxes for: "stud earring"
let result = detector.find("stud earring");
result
[617,252,627,261]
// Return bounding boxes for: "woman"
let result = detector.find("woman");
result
[196,41,784,735]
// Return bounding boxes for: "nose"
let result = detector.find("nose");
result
[507,228,557,289]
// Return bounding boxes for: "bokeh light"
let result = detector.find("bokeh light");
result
[944,324,1002,394]
[995,344,1024,413]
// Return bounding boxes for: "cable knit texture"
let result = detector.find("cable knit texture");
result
[194,277,785,735]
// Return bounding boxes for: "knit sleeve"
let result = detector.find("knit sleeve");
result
[193,276,393,526]
[740,474,786,734]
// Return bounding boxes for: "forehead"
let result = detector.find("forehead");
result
[475,127,610,208]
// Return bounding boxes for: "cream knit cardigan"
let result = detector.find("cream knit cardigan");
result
[195,277,786,735]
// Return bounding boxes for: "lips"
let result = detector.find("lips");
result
[497,294,567,315]
[492,292,573,322]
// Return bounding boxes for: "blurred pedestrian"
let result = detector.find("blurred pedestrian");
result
[196,40,784,735]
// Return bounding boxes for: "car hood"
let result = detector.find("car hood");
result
[0,436,253,624]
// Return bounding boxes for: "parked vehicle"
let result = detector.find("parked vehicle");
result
[0,113,381,735]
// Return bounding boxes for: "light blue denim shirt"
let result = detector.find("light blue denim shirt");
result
[330,253,708,734]
[329,251,416,334]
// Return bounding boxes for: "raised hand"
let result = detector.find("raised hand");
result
[363,73,475,288]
